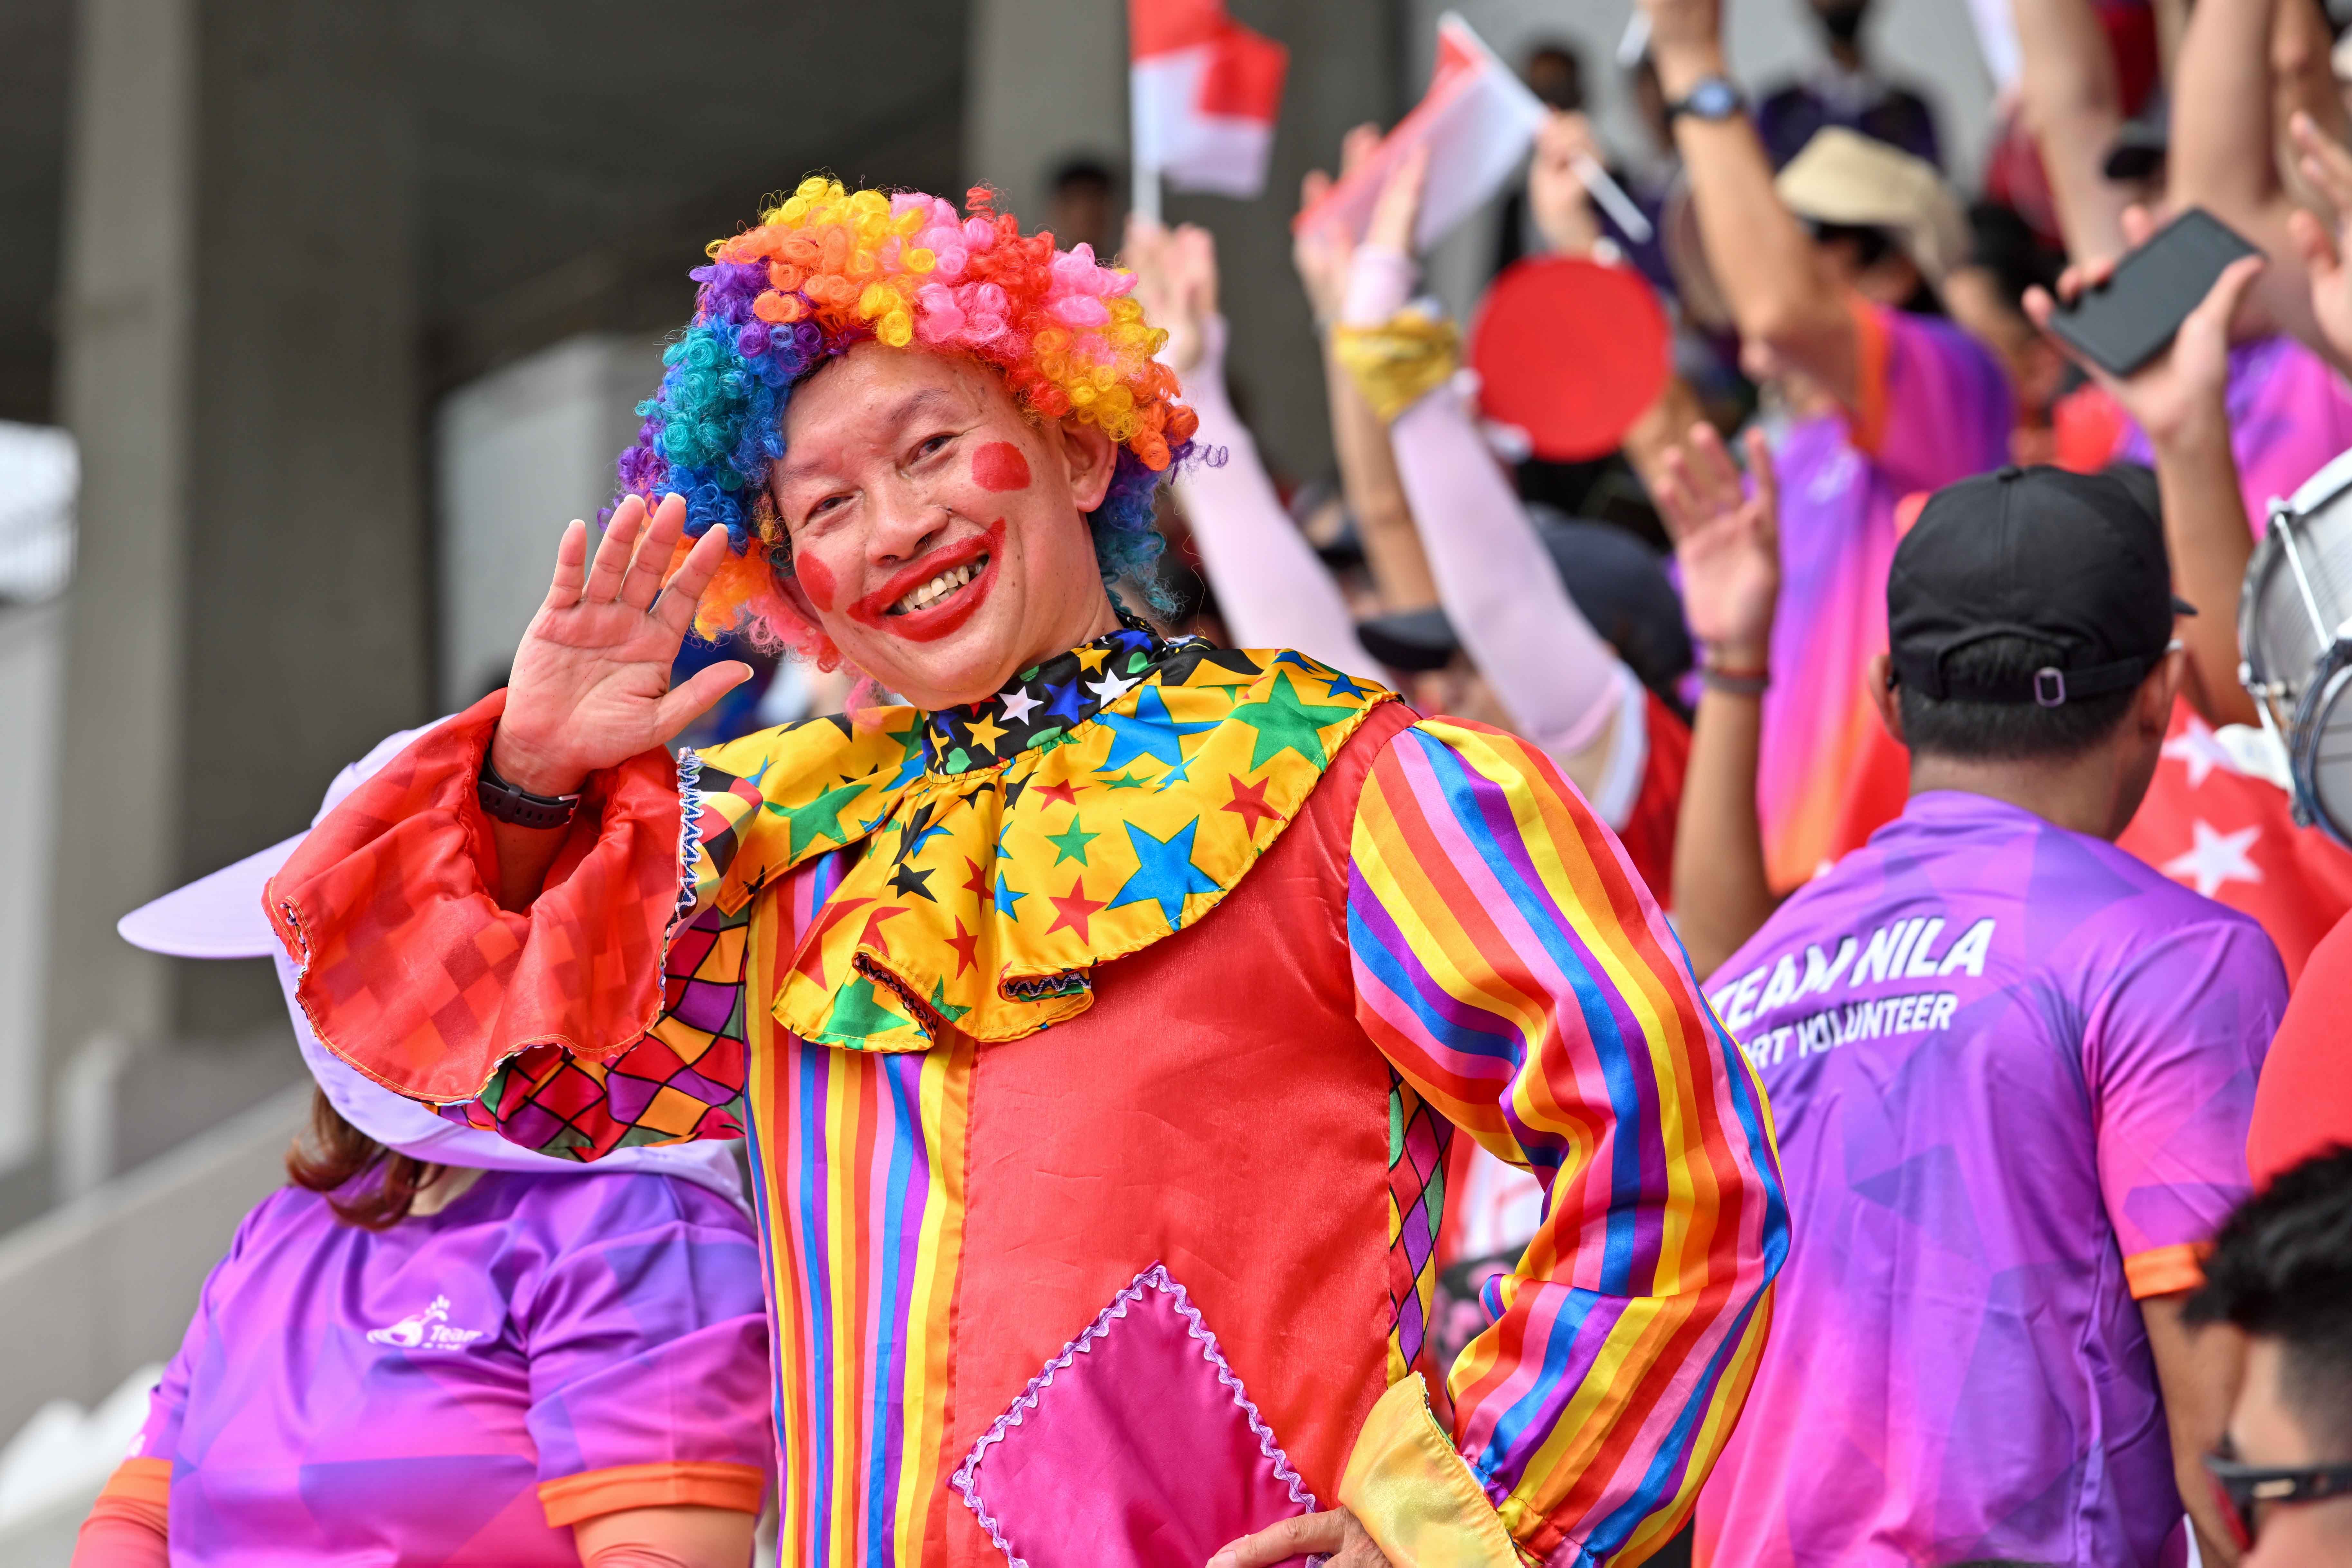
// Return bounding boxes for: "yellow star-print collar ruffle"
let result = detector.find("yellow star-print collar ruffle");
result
[680,627,1396,1052]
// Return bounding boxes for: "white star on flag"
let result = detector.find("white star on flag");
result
[2161,819,2264,898]
[996,686,1041,726]
[1087,668,1141,705]
[2161,715,2239,789]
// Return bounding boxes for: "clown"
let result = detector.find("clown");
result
[269,179,1785,1568]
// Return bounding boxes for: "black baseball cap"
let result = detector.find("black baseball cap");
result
[1357,511,1693,693]
[1889,465,2187,707]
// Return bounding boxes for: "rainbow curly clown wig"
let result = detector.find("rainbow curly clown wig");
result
[616,177,1199,663]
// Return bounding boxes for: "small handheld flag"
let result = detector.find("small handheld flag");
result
[1129,0,1290,218]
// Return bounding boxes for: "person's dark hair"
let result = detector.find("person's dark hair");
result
[285,1087,445,1230]
[1522,42,1585,112]
[2186,1145,2352,1455]
[1966,199,2064,316]
[1810,221,1943,316]
[1897,634,2140,761]
[1049,156,1115,196]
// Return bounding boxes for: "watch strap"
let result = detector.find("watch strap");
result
[478,747,582,830]
[1666,76,1746,125]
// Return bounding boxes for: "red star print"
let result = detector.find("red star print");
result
[1032,780,1080,811]
[858,906,910,957]
[945,917,981,977]
[959,856,992,899]
[1222,775,1281,836]
[1045,876,1109,942]
[790,897,873,987]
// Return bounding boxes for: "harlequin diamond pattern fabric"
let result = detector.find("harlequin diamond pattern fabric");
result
[1387,1071,1452,1379]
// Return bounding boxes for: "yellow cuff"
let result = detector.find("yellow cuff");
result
[1340,1374,1521,1568]
[1330,310,1462,421]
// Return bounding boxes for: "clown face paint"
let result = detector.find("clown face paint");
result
[972,441,1031,493]
[770,343,1120,709]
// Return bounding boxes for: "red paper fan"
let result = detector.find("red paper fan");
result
[1469,257,1670,462]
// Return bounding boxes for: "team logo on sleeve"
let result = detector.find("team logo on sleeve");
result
[365,1294,488,1351]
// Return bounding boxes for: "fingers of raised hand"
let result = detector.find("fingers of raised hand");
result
[1340,124,1380,178]
[2197,254,2267,331]
[2291,206,2342,277]
[2118,203,2158,252]
[1654,447,1699,539]
[1205,1510,1349,1568]
[543,519,589,612]
[1686,422,1742,511]
[2291,112,2352,210]
[654,659,754,745]
[1367,145,1432,254]
[584,495,647,603]
[1743,425,1780,537]
[620,494,687,610]
[655,522,735,638]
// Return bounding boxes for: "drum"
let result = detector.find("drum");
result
[2242,446,2352,847]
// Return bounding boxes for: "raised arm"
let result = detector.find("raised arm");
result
[2169,0,2351,365]
[2026,228,2267,726]
[1335,151,1640,806]
[2009,0,2131,265]
[1659,423,1786,977]
[1525,110,1714,506]
[1129,216,1378,672]
[487,495,749,908]
[1296,127,1442,613]
[1641,0,1862,410]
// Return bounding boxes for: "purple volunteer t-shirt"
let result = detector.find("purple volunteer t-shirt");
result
[1760,300,2011,889]
[1694,791,2285,1568]
[133,1167,772,1565]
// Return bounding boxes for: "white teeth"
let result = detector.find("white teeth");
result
[890,557,985,615]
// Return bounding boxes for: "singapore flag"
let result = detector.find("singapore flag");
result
[1129,0,1289,200]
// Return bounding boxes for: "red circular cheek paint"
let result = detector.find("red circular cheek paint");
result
[794,551,838,613]
[972,441,1031,493]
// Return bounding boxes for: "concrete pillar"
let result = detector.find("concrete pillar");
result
[38,0,426,1216]
[963,0,1402,485]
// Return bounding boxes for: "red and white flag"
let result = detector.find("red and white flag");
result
[1292,13,1547,251]
[1129,0,1289,202]
[2115,702,2352,985]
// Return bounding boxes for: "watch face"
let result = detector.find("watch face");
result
[1690,79,1739,119]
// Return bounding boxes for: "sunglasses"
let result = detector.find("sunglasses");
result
[2204,1452,2352,1549]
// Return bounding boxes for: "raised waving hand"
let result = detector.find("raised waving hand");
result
[489,493,752,798]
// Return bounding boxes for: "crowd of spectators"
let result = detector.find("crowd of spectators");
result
[1122,0,2352,1559]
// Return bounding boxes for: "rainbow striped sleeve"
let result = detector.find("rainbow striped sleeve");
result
[1348,717,1788,1566]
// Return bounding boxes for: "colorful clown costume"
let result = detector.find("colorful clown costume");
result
[270,622,1786,1568]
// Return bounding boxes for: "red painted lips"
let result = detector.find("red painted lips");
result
[844,518,1007,642]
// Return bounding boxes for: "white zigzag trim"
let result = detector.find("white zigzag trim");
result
[949,1260,1319,1568]
[670,749,707,943]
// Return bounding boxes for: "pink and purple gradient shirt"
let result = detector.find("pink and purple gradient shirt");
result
[128,1167,772,1566]
[1761,300,2012,890]
[1695,791,2286,1568]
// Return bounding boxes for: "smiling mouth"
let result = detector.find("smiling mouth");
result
[888,554,988,616]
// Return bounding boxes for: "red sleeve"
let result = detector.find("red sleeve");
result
[265,690,690,1106]
[1612,692,1687,908]
[2249,910,2352,1186]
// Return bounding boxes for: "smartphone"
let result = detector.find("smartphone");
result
[2044,208,2260,376]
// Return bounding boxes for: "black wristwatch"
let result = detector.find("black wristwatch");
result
[478,747,582,830]
[1665,75,1745,126]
